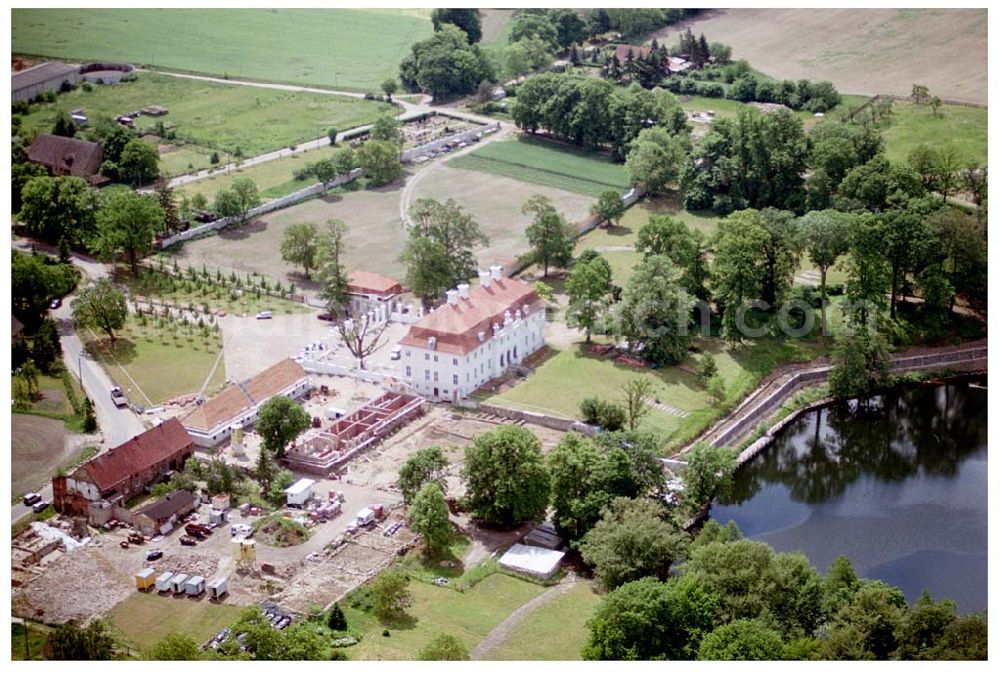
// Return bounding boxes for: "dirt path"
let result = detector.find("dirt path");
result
[471,572,579,660]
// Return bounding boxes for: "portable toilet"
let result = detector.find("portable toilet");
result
[207,576,229,599]
[135,567,157,591]
[185,575,206,596]
[155,571,173,592]
[170,573,189,594]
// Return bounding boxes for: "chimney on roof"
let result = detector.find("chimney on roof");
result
[457,283,470,300]
[478,270,491,289]
[446,290,458,306]
[490,264,503,281]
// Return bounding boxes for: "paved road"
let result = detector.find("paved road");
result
[11,241,145,522]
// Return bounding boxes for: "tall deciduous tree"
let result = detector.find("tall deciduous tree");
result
[827,330,890,401]
[280,222,319,279]
[397,446,449,504]
[682,443,737,511]
[625,126,687,195]
[712,209,769,343]
[800,209,853,336]
[71,279,127,345]
[93,189,165,275]
[370,569,413,622]
[635,215,710,299]
[315,218,350,316]
[407,482,453,557]
[758,208,802,307]
[591,189,626,227]
[430,8,482,43]
[338,312,390,370]
[255,396,310,458]
[621,378,653,431]
[697,619,787,661]
[565,255,611,342]
[461,425,550,528]
[357,139,402,186]
[118,138,160,187]
[147,633,203,660]
[523,194,573,277]
[215,177,261,224]
[19,175,99,247]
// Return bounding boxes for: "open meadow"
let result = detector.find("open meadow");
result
[12,8,431,92]
[107,593,243,653]
[18,71,392,173]
[653,8,987,104]
[880,100,988,165]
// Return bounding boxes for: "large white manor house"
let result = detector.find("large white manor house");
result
[398,265,545,401]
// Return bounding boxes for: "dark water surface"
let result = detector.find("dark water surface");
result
[711,379,987,612]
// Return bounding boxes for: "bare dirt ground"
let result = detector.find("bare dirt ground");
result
[480,9,514,43]
[652,8,987,104]
[11,415,77,498]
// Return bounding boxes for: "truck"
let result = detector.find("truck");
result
[185,523,212,538]
[110,386,128,408]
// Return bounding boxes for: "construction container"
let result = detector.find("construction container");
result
[212,494,230,511]
[155,571,173,592]
[239,502,251,516]
[207,576,229,599]
[210,509,227,525]
[169,573,189,594]
[184,575,206,596]
[135,567,157,591]
[285,478,316,508]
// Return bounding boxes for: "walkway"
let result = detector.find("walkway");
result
[471,572,580,660]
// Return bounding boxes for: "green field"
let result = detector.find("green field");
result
[343,573,547,660]
[880,100,988,165]
[485,582,601,660]
[449,137,631,197]
[18,71,393,167]
[679,93,870,129]
[107,593,243,652]
[12,8,431,92]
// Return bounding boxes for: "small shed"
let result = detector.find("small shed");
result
[155,571,173,592]
[211,493,231,511]
[185,575,206,596]
[135,567,157,591]
[285,478,316,508]
[207,576,229,599]
[169,573,189,594]
[499,544,565,580]
[209,509,228,525]
[524,521,563,550]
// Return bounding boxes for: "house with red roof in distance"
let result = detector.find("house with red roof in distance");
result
[612,44,691,73]
[346,270,404,323]
[27,132,109,185]
[397,265,545,401]
[52,418,194,515]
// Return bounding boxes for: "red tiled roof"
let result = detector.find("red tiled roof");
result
[347,271,402,297]
[182,358,307,432]
[74,419,193,493]
[399,276,541,355]
[28,133,104,179]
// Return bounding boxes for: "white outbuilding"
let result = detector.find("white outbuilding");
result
[169,573,189,594]
[284,478,316,508]
[498,544,565,580]
[207,576,229,599]
[185,575,206,596]
[155,571,173,592]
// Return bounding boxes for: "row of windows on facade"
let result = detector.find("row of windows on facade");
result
[408,332,534,365]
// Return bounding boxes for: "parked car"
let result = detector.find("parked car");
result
[317,313,334,322]
[49,297,62,309]
[146,549,164,562]
[32,501,50,513]
[256,311,273,320]
[22,493,41,507]
[179,536,197,546]
[110,386,128,408]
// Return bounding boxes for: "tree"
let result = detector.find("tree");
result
[45,619,116,660]
[399,24,493,99]
[255,444,275,495]
[523,194,573,277]
[626,127,687,195]
[843,213,891,328]
[118,138,160,186]
[697,619,787,660]
[547,8,589,49]
[52,111,77,137]
[83,397,97,432]
[397,446,449,504]
[327,127,338,145]
[18,175,99,247]
[280,222,319,279]
[682,443,737,511]
[608,254,695,365]
[578,497,688,590]
[156,184,182,234]
[504,37,553,78]
[370,569,413,622]
[255,396,310,458]
[93,189,165,275]
[931,146,961,203]
[357,139,402,186]
[338,312,390,370]
[12,251,78,327]
[875,200,934,320]
[838,156,924,213]
[30,318,61,373]
[895,591,957,659]
[827,330,890,401]
[11,160,48,214]
[310,159,339,190]
[758,208,802,307]
[315,218,350,316]
[591,189,626,227]
[565,256,610,342]
[430,8,482,43]
[147,633,202,660]
[928,613,988,660]
[215,177,261,224]
[71,279,127,345]
[621,379,652,431]
[370,115,402,144]
[418,633,470,660]
[712,209,769,343]
[635,215,710,299]
[407,482,453,557]
[823,581,905,659]
[399,235,452,310]
[583,575,719,660]
[380,78,399,103]
[800,210,853,336]
[461,425,550,528]
[510,13,560,50]
[327,603,347,632]
[696,353,718,387]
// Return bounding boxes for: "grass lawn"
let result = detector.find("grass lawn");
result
[680,93,870,130]
[175,144,340,204]
[484,581,601,660]
[107,592,242,653]
[12,8,432,92]
[449,136,631,197]
[576,194,720,250]
[11,621,50,661]
[343,573,547,660]
[18,71,393,159]
[157,144,216,178]
[880,100,987,165]
[83,317,227,406]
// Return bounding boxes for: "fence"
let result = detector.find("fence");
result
[400,123,500,163]
[464,400,599,436]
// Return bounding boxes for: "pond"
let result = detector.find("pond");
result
[711,378,987,612]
